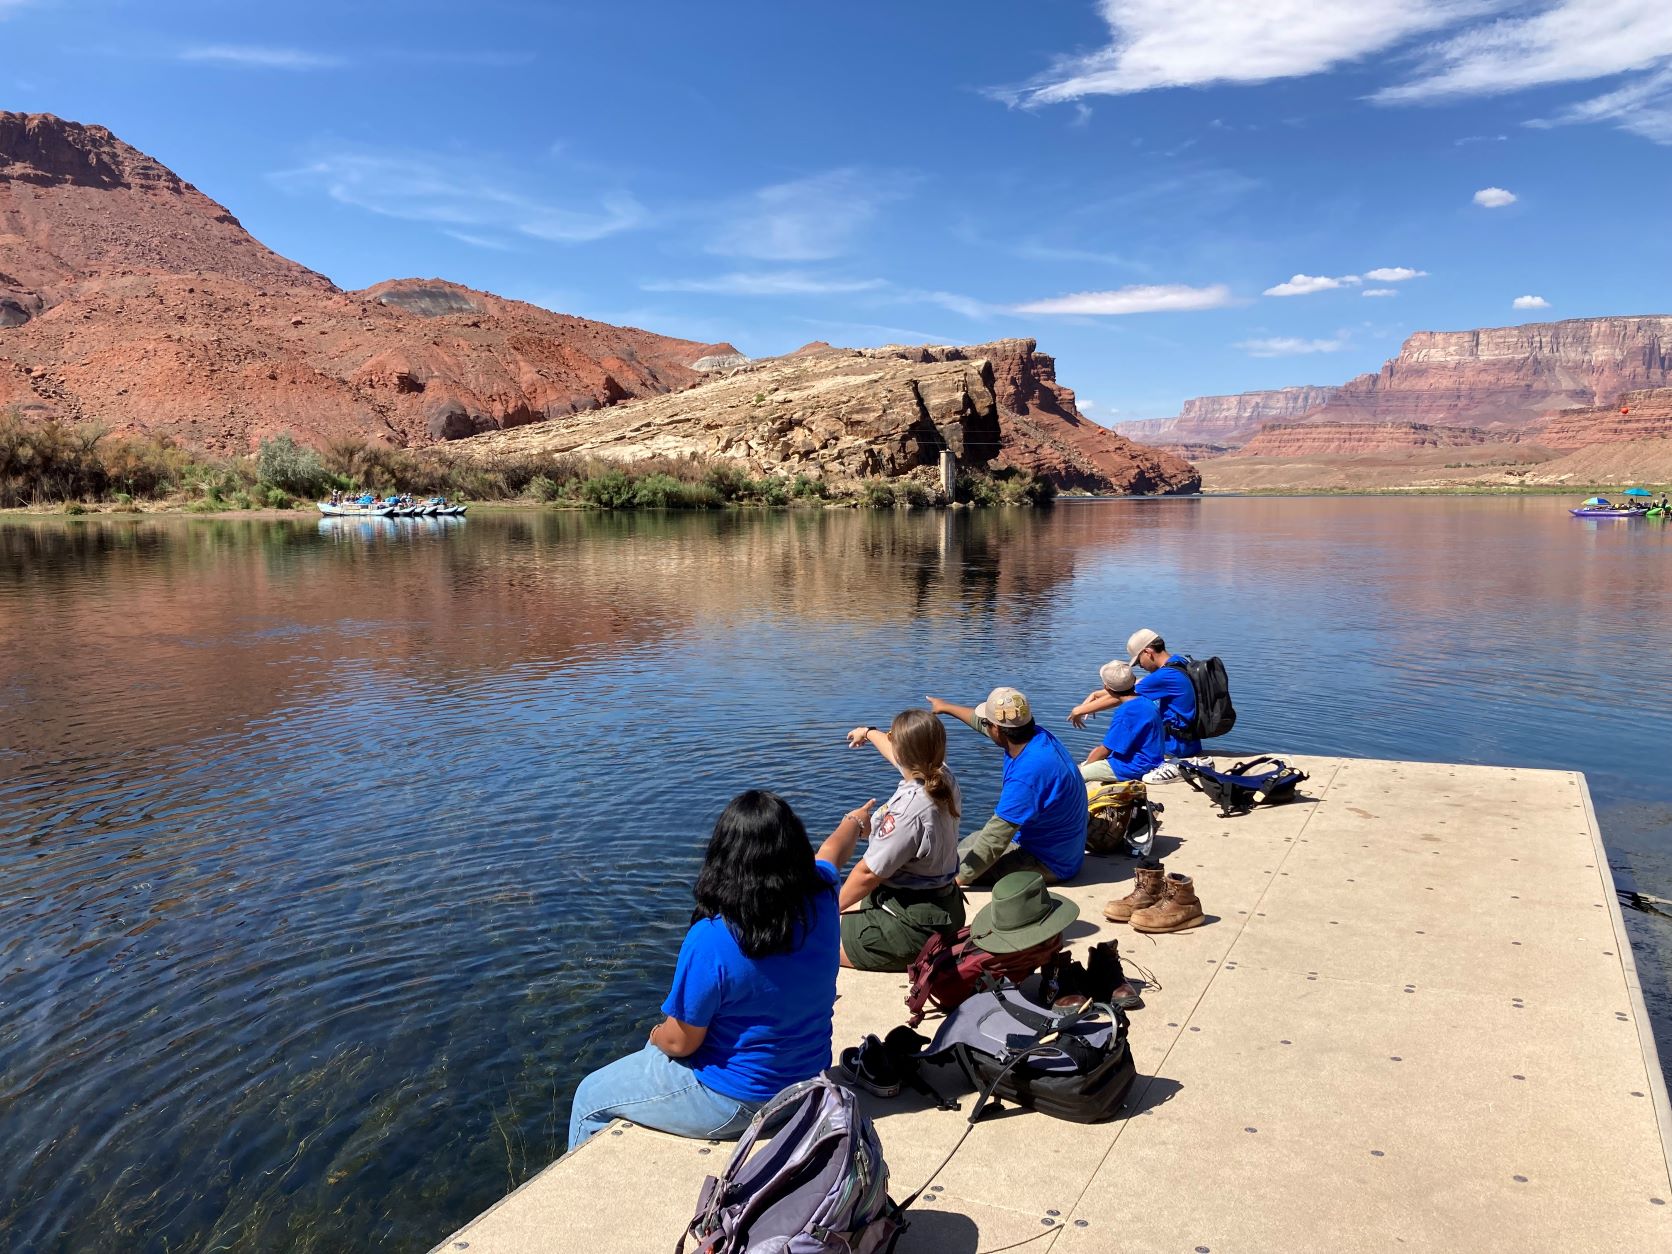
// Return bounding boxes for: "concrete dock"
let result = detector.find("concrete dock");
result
[435,756,1672,1253]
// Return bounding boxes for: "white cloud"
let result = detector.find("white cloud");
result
[1377,0,1672,103]
[1362,288,1399,297]
[1455,133,1509,145]
[708,169,911,262]
[1264,273,1358,297]
[1538,66,1672,144]
[272,151,646,243]
[998,0,1475,104]
[180,45,345,70]
[1512,294,1551,309]
[1473,186,1517,207]
[444,231,515,251]
[643,272,887,297]
[1014,283,1234,315]
[1236,335,1350,356]
[1362,266,1427,281]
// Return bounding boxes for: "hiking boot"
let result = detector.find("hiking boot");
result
[1104,860,1166,923]
[1084,939,1145,1010]
[1130,873,1205,933]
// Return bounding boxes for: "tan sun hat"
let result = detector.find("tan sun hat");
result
[973,686,1032,729]
[1099,659,1137,693]
[1126,627,1162,666]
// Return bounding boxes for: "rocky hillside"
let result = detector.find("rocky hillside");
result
[1530,388,1672,449]
[1114,385,1339,449]
[1306,317,1672,432]
[458,340,1202,495]
[0,112,733,451]
[0,111,1189,493]
[1233,420,1509,458]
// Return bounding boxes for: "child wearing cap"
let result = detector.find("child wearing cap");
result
[1078,660,1166,782]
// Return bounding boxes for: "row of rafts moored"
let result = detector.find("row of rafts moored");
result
[317,493,468,518]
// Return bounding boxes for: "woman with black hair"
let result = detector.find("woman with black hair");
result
[566,789,870,1150]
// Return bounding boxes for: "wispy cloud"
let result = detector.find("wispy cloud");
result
[1376,1,1672,104]
[444,230,516,251]
[995,1,1475,105]
[1455,133,1509,145]
[1512,294,1551,309]
[1264,273,1358,297]
[1473,186,1517,207]
[1362,288,1399,297]
[643,272,887,296]
[1014,283,1234,316]
[180,45,345,70]
[1236,334,1349,357]
[708,168,913,262]
[273,149,646,243]
[793,317,955,346]
[1000,2,1672,144]
[1363,266,1426,281]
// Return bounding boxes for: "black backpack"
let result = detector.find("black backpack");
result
[1179,756,1308,817]
[1167,656,1236,739]
[914,985,1135,1124]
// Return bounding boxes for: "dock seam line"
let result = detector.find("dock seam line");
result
[1052,760,1343,1232]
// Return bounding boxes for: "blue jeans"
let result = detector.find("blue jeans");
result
[568,1042,761,1151]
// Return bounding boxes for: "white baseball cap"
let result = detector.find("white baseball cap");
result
[1126,628,1162,666]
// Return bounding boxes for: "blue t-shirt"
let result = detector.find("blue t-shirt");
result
[994,727,1086,881]
[1136,659,1202,756]
[660,860,840,1102]
[1102,695,1166,780]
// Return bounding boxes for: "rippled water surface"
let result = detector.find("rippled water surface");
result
[2,500,1670,1251]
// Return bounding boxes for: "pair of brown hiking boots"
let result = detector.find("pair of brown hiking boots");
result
[1104,861,1204,933]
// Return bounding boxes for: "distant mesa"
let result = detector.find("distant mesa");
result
[0,110,1189,493]
[1113,386,1340,450]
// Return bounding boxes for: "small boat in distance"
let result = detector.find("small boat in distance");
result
[317,493,467,517]
[1569,495,1647,518]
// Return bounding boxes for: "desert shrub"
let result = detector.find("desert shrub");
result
[577,469,637,509]
[528,474,563,502]
[62,501,87,515]
[791,473,827,500]
[256,435,332,498]
[113,492,134,508]
[862,481,897,509]
[757,476,791,507]
[631,473,722,509]
[897,480,932,508]
[231,490,256,510]
[703,463,756,502]
[264,487,292,509]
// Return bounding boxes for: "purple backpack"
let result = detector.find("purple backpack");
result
[677,1076,903,1254]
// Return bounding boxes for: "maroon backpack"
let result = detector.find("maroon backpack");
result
[904,925,1063,1028]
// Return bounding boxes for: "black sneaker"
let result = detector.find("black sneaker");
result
[839,1034,902,1098]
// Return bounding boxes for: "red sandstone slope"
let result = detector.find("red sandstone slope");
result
[0,112,730,450]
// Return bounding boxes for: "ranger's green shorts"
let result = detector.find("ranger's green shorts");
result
[841,883,966,973]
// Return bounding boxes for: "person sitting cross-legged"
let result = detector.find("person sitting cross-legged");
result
[566,789,867,1151]
[835,708,966,972]
[927,686,1086,887]
[1078,660,1166,784]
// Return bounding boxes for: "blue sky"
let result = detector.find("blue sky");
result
[5,0,1672,421]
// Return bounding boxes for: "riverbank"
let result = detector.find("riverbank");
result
[435,755,1672,1254]
[0,419,1055,513]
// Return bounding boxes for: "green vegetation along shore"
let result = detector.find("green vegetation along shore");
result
[0,417,1055,515]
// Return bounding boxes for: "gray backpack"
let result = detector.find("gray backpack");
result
[677,1076,903,1254]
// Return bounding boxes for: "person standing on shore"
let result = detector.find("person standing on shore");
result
[567,790,862,1150]
[835,709,965,972]
[926,687,1086,887]
[1069,628,1203,782]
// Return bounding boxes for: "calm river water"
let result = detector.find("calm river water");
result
[2,498,1669,1251]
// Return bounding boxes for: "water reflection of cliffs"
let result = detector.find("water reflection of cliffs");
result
[1,511,1133,769]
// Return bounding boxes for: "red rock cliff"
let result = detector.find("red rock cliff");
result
[1306,317,1672,431]
[1114,385,1340,448]
[1234,420,1509,458]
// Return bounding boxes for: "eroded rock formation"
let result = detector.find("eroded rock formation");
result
[460,340,1202,494]
[1529,388,1672,448]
